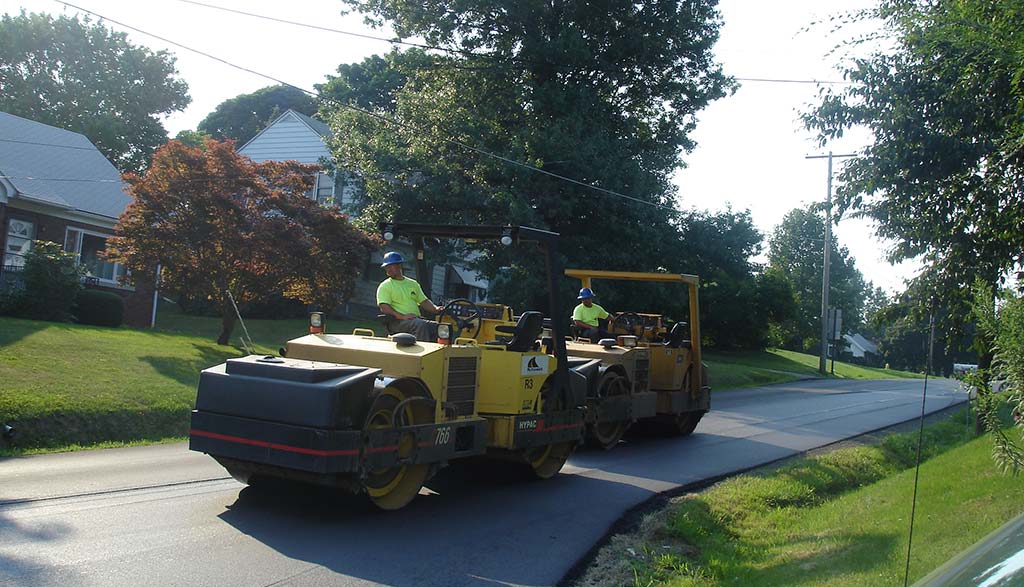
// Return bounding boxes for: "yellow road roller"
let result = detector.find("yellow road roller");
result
[565,270,711,443]
[189,224,595,510]
[564,336,656,448]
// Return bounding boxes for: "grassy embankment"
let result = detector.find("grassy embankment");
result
[576,413,1024,587]
[704,349,923,391]
[1,303,921,453]
[0,302,375,454]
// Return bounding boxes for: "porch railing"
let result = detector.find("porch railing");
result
[0,265,25,292]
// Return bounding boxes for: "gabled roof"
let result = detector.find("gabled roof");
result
[291,110,331,138]
[844,333,879,355]
[0,111,130,220]
[239,109,332,153]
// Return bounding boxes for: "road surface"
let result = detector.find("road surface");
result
[0,377,965,587]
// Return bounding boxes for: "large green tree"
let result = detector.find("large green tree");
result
[866,274,978,375]
[322,1,732,313]
[197,84,317,145]
[767,206,869,352]
[0,12,190,172]
[317,49,435,113]
[673,208,785,349]
[803,0,1024,361]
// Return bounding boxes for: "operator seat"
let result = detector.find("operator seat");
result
[570,317,610,341]
[664,321,691,348]
[492,311,544,352]
[377,314,397,335]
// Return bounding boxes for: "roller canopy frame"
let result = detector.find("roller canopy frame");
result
[564,267,704,397]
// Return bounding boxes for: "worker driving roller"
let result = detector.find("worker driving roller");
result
[377,251,443,341]
[572,287,616,343]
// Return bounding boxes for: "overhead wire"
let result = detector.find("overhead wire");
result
[734,76,853,85]
[54,0,676,212]
[0,174,320,184]
[0,137,102,151]
[174,0,856,86]
[174,0,478,60]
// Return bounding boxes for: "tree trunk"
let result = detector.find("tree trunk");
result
[218,302,236,346]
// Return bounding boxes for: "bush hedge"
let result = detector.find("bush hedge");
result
[76,289,125,327]
[4,241,84,321]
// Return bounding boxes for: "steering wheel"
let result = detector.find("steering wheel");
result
[437,298,482,340]
[609,311,642,335]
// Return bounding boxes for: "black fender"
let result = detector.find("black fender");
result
[372,376,437,424]
[567,358,601,408]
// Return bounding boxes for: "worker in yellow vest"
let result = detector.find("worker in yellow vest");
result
[571,287,614,343]
[376,251,442,341]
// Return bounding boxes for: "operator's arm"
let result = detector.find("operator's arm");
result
[572,304,592,330]
[379,303,417,321]
[419,299,442,317]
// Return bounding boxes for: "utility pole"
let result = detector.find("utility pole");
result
[806,152,857,374]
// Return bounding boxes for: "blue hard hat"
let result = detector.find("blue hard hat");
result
[577,287,596,300]
[381,251,405,267]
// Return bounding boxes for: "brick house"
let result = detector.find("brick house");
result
[0,111,154,326]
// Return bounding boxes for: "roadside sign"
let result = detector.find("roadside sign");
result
[827,308,843,341]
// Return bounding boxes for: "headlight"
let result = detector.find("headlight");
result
[309,312,324,333]
[617,335,637,348]
[437,322,451,341]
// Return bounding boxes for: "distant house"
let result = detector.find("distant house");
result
[843,333,880,364]
[239,109,487,316]
[239,109,359,210]
[0,111,154,325]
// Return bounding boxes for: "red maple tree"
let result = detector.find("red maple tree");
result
[108,139,377,345]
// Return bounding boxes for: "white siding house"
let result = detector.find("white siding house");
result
[239,110,359,209]
[241,109,488,317]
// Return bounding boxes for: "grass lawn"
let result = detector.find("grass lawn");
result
[151,298,379,350]
[576,415,1024,587]
[705,348,924,391]
[0,306,377,453]
[0,305,923,452]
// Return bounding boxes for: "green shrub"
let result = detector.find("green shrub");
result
[18,241,85,322]
[0,279,28,316]
[75,289,125,327]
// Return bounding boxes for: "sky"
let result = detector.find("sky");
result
[8,0,922,294]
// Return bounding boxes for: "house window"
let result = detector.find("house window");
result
[315,172,335,206]
[64,227,125,284]
[4,218,35,268]
[364,252,382,282]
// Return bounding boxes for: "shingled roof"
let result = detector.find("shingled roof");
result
[290,110,331,138]
[0,111,131,220]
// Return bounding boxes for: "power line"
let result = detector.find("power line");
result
[0,173,319,184]
[174,0,474,59]
[54,0,674,212]
[0,175,121,183]
[0,137,100,151]
[177,0,856,86]
[735,76,853,85]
